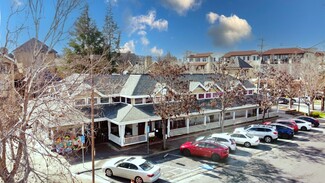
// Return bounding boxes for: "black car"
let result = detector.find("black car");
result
[297,116,320,127]
[278,97,293,104]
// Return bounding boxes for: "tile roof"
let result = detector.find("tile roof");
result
[188,52,213,58]
[223,50,259,58]
[262,48,306,55]
[13,38,57,54]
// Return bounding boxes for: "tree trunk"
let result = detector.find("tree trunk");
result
[262,109,266,122]
[311,99,315,110]
[161,119,167,150]
[321,96,324,111]
[220,111,225,132]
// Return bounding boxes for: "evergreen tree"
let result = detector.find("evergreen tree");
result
[64,5,104,73]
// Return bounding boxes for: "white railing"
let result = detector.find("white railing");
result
[109,134,121,146]
[206,121,219,129]
[170,127,187,137]
[189,124,206,133]
[124,134,147,146]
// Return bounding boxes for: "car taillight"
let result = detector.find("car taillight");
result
[147,174,154,177]
[273,131,278,134]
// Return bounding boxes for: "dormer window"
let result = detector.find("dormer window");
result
[247,90,253,95]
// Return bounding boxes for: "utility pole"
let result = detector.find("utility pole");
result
[90,54,95,183]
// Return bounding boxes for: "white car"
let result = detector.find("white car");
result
[234,124,278,143]
[292,119,312,131]
[102,156,161,183]
[230,132,260,147]
[208,133,237,151]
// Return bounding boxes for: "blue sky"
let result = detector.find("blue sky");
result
[1,0,325,59]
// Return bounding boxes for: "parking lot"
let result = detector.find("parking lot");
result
[78,115,325,183]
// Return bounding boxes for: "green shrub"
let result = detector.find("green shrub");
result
[310,111,325,118]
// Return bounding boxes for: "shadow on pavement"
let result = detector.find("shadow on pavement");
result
[231,148,252,157]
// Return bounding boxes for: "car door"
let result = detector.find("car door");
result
[127,163,139,180]
[192,142,206,157]
[247,127,259,137]
[236,134,247,144]
[116,162,129,178]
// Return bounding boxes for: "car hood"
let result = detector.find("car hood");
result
[180,141,193,148]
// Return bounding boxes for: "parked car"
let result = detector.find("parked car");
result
[102,156,161,183]
[268,123,294,139]
[275,119,299,133]
[230,132,260,147]
[292,119,312,131]
[180,139,229,161]
[297,116,320,127]
[278,97,293,104]
[234,124,278,143]
[195,133,236,151]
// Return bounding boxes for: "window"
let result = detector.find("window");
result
[88,97,98,105]
[135,98,143,104]
[198,94,205,99]
[117,163,129,169]
[121,97,126,103]
[129,164,138,170]
[75,99,86,106]
[127,98,131,104]
[0,64,8,74]
[206,144,217,149]
[213,93,218,98]
[100,98,109,104]
[139,161,154,171]
[206,93,212,98]
[247,90,253,95]
[145,97,152,104]
[112,97,120,103]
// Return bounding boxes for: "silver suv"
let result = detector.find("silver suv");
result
[234,124,278,143]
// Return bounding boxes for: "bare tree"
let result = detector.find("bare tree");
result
[209,62,246,132]
[0,0,84,182]
[148,57,200,150]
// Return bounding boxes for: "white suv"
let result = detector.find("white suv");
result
[196,133,236,151]
[234,124,278,143]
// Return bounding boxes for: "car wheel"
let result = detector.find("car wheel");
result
[211,154,220,162]
[135,176,144,183]
[182,149,191,157]
[301,126,307,131]
[264,136,272,143]
[105,168,113,177]
[244,142,251,147]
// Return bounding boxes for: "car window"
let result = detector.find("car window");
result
[117,163,129,169]
[265,129,271,132]
[237,134,246,138]
[139,161,154,171]
[129,163,138,170]
[114,158,126,165]
[256,128,265,132]
[249,127,257,131]
[206,143,217,149]
[217,138,229,142]
[196,142,206,147]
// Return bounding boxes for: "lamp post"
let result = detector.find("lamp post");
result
[90,54,95,183]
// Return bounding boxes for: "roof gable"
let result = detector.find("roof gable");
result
[13,38,57,54]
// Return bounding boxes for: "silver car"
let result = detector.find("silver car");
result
[234,124,278,143]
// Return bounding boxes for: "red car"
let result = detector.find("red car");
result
[180,140,229,161]
[275,119,299,133]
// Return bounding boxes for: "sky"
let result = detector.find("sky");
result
[1,0,325,59]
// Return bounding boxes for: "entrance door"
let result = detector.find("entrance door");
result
[95,121,109,144]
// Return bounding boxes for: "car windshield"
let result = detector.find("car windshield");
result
[243,126,250,130]
[139,161,154,171]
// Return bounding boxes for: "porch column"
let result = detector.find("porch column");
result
[145,122,148,141]
[203,115,207,126]
[119,125,125,146]
[186,118,190,134]
[233,112,236,120]
[218,113,221,127]
[245,110,248,118]
[256,108,260,119]
[167,119,170,137]
[151,122,155,131]
[108,122,111,140]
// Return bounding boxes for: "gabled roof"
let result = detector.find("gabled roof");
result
[242,80,256,89]
[226,57,253,69]
[13,38,57,54]
[223,50,259,58]
[188,52,213,58]
[263,48,306,55]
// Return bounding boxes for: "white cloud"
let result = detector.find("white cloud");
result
[106,0,118,6]
[140,36,149,46]
[208,13,252,47]
[206,12,218,24]
[120,40,135,53]
[150,46,163,56]
[161,0,201,15]
[129,10,168,34]
[137,30,147,36]
[12,0,23,7]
